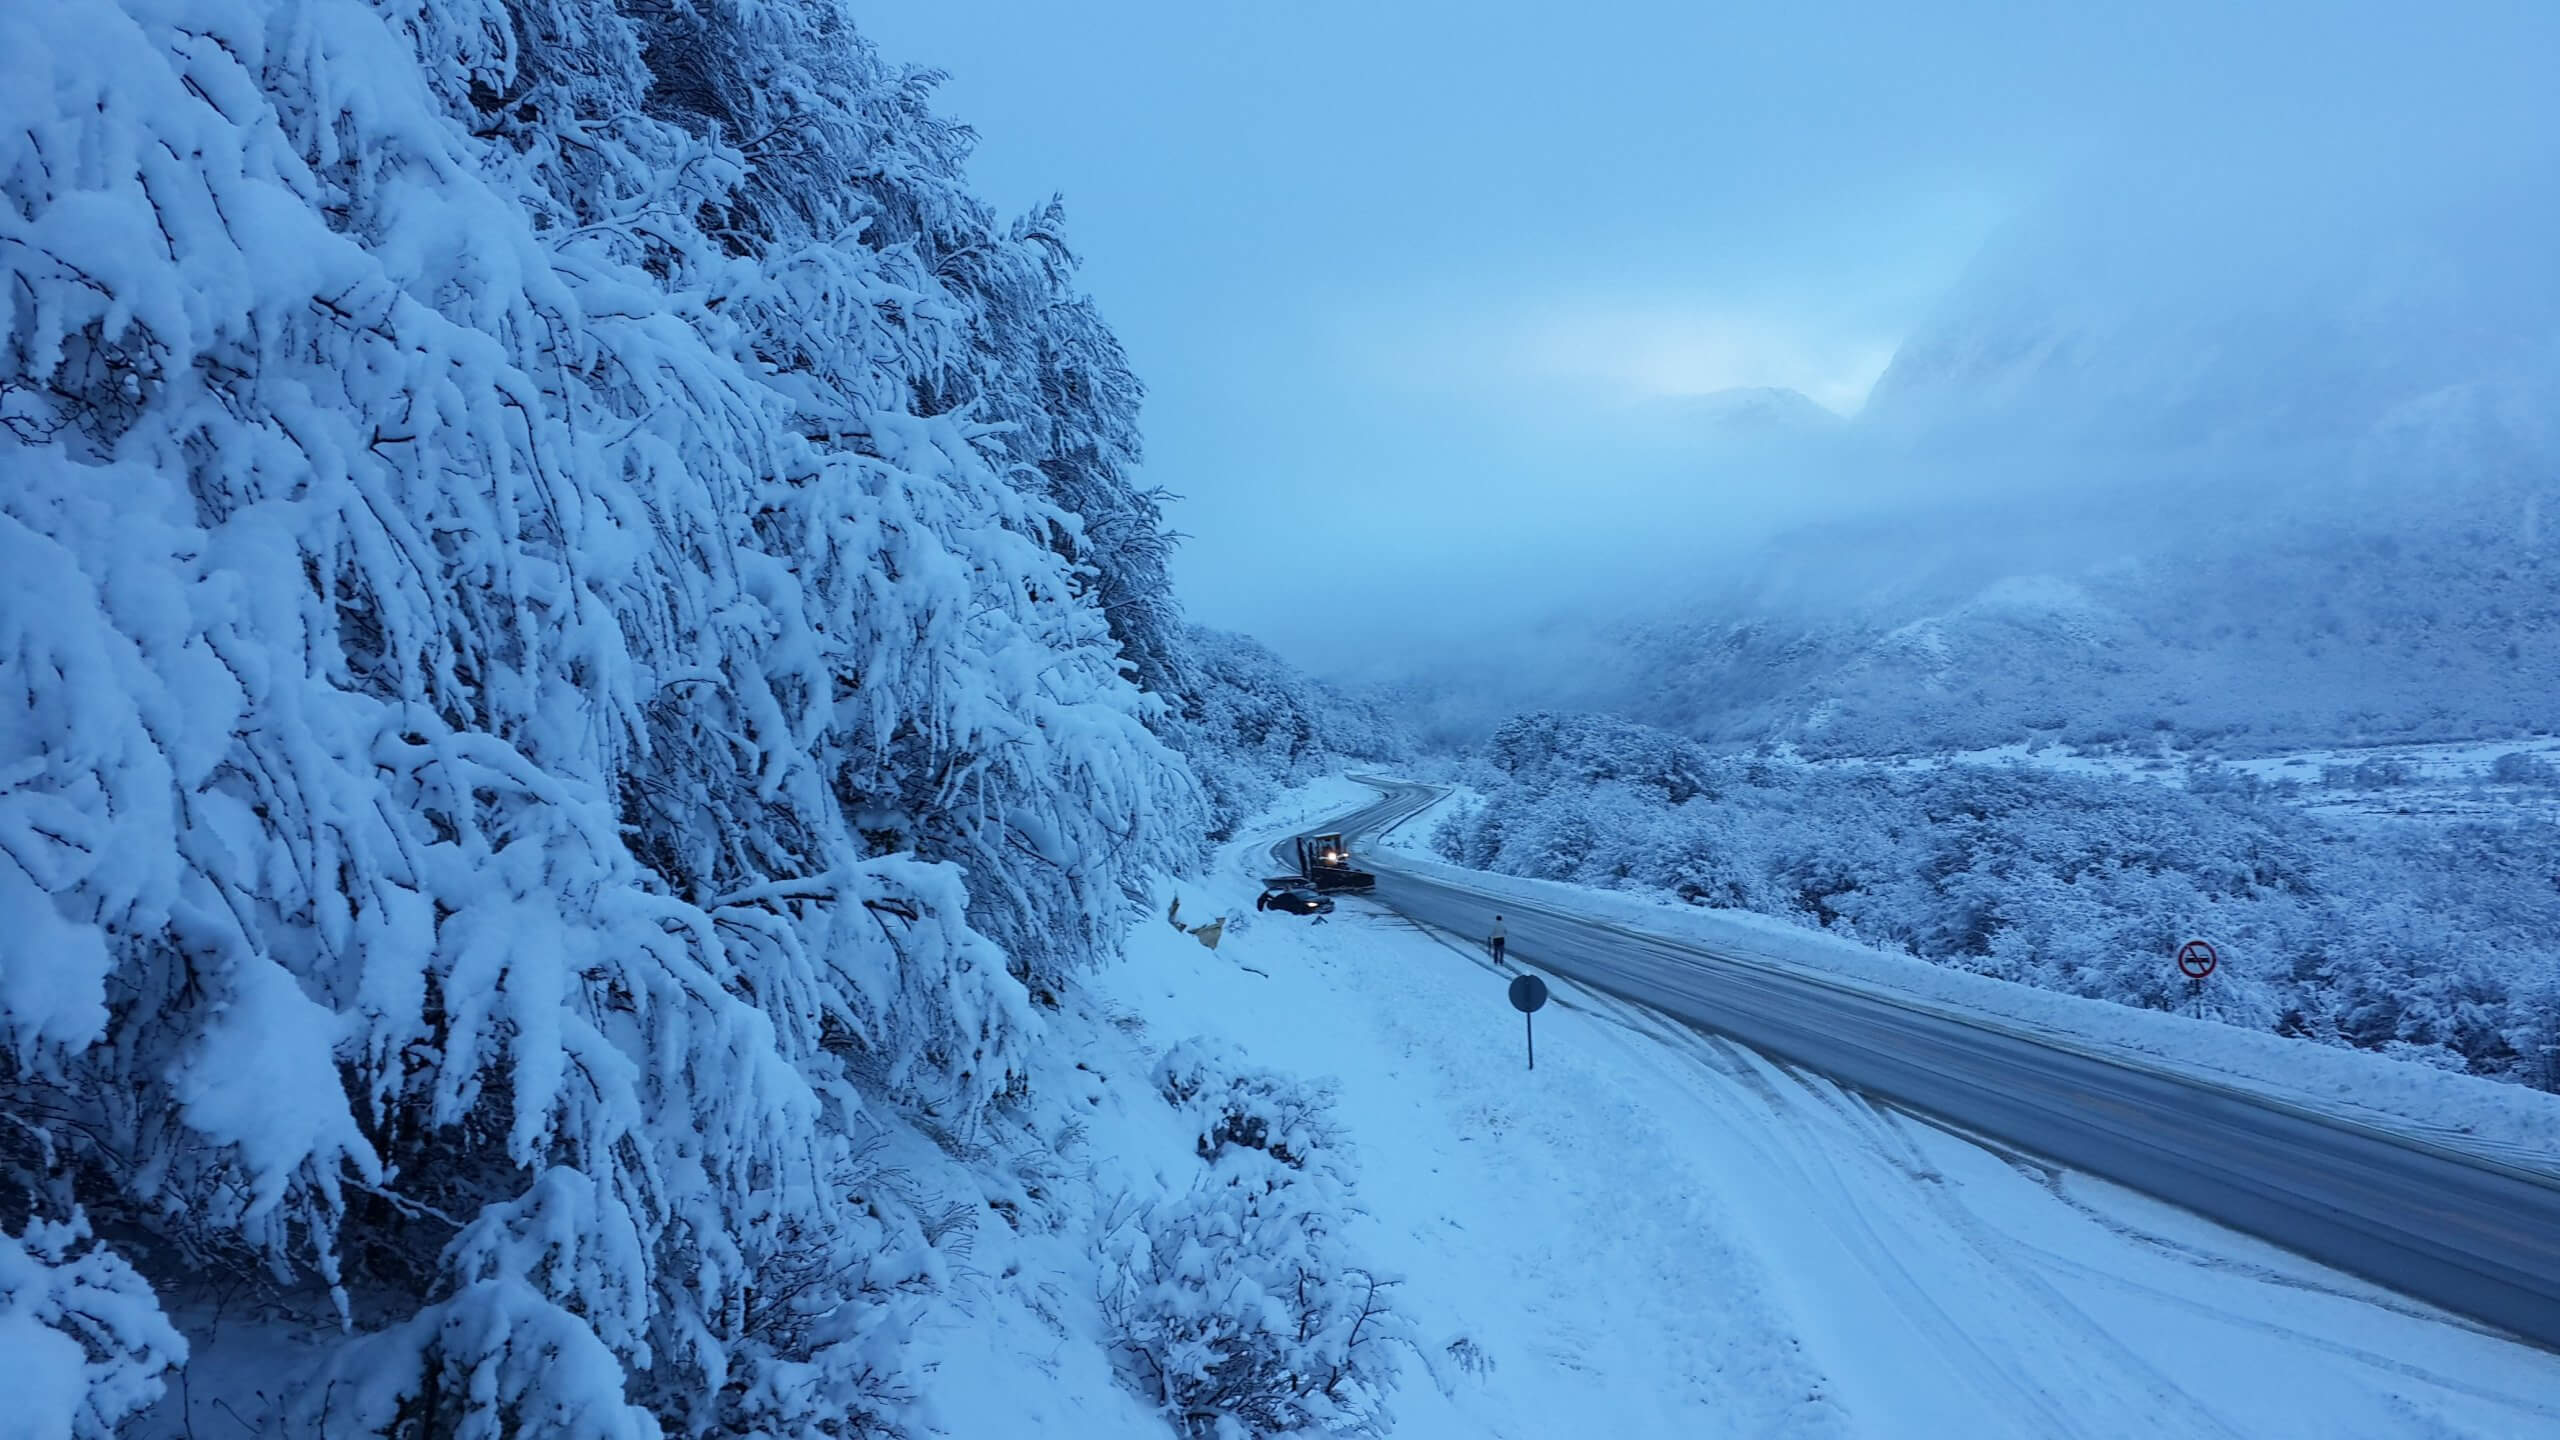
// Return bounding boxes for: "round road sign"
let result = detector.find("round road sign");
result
[1508,974,1549,1014]
[2177,939,2219,980]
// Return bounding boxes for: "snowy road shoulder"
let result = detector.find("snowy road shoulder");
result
[1070,782,2560,1438]
[1107,800,1848,1439]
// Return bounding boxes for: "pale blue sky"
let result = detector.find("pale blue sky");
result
[854,1,2558,666]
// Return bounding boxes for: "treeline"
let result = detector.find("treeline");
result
[1175,626,1414,840]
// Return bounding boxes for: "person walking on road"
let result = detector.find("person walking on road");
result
[1489,915,1507,966]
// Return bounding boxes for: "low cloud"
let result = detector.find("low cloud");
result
[1341,295,1905,415]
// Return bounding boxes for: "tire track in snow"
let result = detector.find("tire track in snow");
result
[1254,789,2560,1435]
[1892,1108,2525,1338]
[1559,984,2099,1439]
[1550,966,2560,1436]
[1304,899,1850,1437]
[1804,1087,2253,1440]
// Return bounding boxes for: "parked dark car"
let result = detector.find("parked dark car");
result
[1257,886,1334,916]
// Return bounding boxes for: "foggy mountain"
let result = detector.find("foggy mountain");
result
[1643,386,1847,445]
[1386,147,2560,757]
[1862,143,2560,456]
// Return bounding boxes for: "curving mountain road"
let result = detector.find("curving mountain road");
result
[1277,779,2560,1352]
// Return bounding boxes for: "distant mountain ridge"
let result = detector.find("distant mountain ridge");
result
[1670,143,2560,754]
[1395,160,2560,757]
[1666,385,1845,433]
[1609,504,2560,756]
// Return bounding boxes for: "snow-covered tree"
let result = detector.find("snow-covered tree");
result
[1,0,1213,1431]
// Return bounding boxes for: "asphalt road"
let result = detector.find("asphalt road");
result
[1277,780,2560,1352]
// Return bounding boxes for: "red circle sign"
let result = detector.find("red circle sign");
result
[2177,939,2219,979]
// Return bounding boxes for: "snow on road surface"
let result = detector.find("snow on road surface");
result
[1033,779,2560,1438]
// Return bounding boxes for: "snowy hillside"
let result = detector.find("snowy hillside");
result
[1639,385,1846,447]
[1367,446,2560,757]
[1596,489,2560,756]
[1170,626,1415,842]
[0,3,1394,1435]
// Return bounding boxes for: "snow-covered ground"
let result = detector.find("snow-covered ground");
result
[926,780,2560,1437]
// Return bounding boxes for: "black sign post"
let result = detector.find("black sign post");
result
[1508,973,1549,1070]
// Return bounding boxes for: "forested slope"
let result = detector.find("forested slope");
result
[0,2,1373,1433]
[1173,626,1413,840]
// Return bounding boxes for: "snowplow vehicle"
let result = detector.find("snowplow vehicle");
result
[1293,832,1376,893]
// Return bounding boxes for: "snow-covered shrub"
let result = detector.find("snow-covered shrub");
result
[1103,1040,1412,1437]
[2323,758,2417,789]
[0,1206,185,1439]
[1444,713,2560,1085]
[2,0,1199,1430]
[2489,751,2560,787]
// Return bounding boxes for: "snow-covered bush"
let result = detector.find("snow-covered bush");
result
[1104,1040,1412,1437]
[1441,714,2560,1084]
[2,0,1203,1430]
[0,1206,185,1439]
[2489,751,2560,787]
